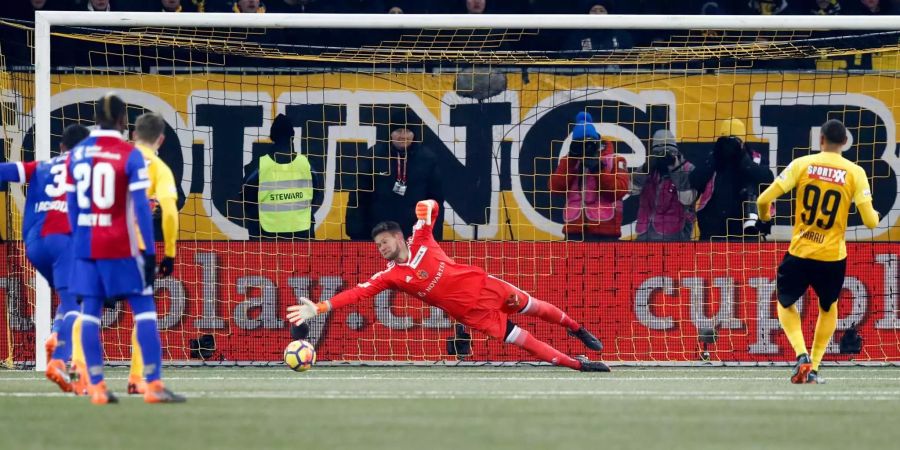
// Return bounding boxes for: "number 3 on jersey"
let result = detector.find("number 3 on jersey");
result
[43,163,68,198]
[800,184,841,230]
[73,162,116,209]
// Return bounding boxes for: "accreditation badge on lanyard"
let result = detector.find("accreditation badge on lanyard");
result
[393,153,408,196]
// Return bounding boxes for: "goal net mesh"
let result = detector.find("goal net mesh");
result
[2,18,900,367]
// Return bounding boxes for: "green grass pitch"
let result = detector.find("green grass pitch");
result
[2,366,900,450]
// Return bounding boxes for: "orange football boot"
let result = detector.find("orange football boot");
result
[45,359,72,393]
[89,381,118,405]
[144,380,186,404]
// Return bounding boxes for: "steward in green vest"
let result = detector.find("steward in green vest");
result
[230,114,320,240]
[258,153,313,232]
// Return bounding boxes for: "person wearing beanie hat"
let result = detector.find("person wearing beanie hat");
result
[549,111,629,241]
[689,118,774,240]
[631,129,698,241]
[230,113,322,240]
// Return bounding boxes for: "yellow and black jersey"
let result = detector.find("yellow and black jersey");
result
[774,152,872,261]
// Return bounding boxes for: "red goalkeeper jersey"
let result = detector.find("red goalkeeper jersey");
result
[327,203,488,321]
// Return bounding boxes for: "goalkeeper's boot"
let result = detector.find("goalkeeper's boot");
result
[89,381,118,405]
[575,355,611,372]
[806,370,825,385]
[70,360,89,396]
[44,332,58,364]
[144,380,187,404]
[127,374,147,395]
[791,353,812,384]
[44,359,73,393]
[568,326,603,351]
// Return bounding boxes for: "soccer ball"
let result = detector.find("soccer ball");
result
[283,339,316,372]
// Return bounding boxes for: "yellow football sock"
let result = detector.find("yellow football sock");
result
[811,303,838,371]
[71,316,85,368]
[777,303,808,357]
[129,326,144,380]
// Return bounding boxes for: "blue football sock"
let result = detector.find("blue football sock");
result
[51,289,79,362]
[129,295,162,383]
[51,310,62,334]
[80,296,105,385]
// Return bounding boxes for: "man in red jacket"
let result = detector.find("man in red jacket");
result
[549,112,629,241]
[287,200,610,372]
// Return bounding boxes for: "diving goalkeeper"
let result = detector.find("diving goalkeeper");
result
[287,200,609,371]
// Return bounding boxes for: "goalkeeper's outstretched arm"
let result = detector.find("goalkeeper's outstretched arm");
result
[286,270,391,324]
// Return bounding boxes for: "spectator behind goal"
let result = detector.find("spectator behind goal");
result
[549,112,629,241]
[346,111,444,240]
[690,118,775,240]
[631,129,699,241]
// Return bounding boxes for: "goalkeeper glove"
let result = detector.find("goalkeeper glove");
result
[158,256,176,277]
[286,298,330,325]
[415,200,437,225]
[142,251,157,288]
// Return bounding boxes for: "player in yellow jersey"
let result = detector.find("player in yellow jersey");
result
[71,112,179,396]
[757,119,879,384]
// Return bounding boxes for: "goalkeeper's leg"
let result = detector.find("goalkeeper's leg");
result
[497,278,602,351]
[503,322,609,372]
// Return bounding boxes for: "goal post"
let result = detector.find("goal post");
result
[10,11,900,370]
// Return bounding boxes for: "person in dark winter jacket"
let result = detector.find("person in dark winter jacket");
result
[689,118,775,240]
[346,121,445,240]
[631,129,698,241]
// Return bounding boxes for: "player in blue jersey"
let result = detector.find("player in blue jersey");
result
[66,93,184,404]
[0,124,89,392]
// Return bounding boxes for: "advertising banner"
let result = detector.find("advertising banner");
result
[3,242,898,363]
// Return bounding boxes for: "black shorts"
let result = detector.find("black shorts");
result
[776,253,847,310]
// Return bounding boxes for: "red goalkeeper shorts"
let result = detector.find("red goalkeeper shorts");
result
[459,276,530,340]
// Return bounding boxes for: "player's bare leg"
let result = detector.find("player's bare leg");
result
[504,324,609,372]
[509,294,603,351]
